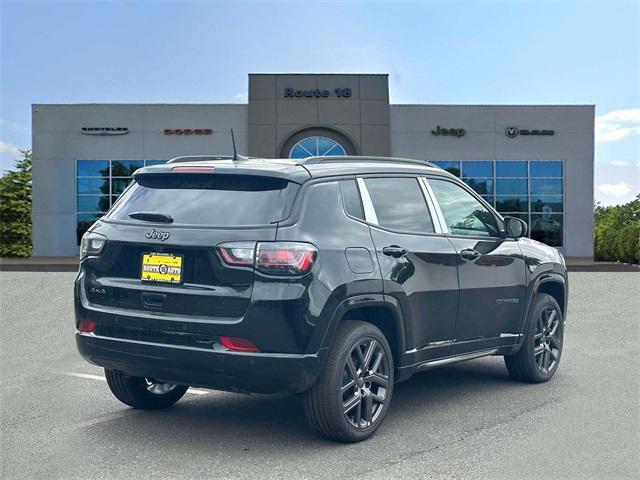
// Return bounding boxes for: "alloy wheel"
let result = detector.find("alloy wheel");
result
[534,306,562,374]
[341,338,390,429]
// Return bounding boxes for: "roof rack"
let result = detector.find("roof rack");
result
[301,156,440,169]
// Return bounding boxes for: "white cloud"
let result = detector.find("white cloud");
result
[610,160,631,166]
[597,182,633,198]
[0,140,22,156]
[234,92,247,102]
[595,108,640,142]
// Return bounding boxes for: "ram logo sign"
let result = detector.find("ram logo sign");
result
[505,127,555,138]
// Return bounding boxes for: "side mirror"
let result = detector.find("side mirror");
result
[504,216,528,239]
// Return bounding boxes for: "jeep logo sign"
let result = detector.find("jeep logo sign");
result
[146,229,170,241]
[505,127,554,138]
[431,126,466,138]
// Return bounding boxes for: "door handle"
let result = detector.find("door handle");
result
[460,248,481,261]
[382,245,408,258]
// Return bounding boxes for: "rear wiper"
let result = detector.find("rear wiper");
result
[128,211,174,223]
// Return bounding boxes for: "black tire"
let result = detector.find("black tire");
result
[303,320,394,442]
[104,369,189,410]
[505,293,564,383]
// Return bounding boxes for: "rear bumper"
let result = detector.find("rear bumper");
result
[76,332,322,394]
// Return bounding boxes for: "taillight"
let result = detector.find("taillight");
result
[77,320,96,332]
[79,232,106,260]
[217,241,317,275]
[218,242,256,266]
[255,242,317,275]
[219,336,259,352]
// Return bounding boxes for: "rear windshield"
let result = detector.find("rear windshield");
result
[106,174,296,226]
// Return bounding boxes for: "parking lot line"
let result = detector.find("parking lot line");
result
[58,371,210,395]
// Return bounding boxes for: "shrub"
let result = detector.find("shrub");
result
[594,195,640,264]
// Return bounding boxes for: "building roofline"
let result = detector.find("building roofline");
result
[32,102,595,108]
[32,103,247,107]
[248,72,388,76]
[391,103,596,107]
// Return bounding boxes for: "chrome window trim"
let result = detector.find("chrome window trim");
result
[420,177,449,234]
[356,177,379,225]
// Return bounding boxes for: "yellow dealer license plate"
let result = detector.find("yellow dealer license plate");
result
[141,253,183,283]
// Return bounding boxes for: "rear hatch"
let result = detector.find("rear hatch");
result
[81,164,303,325]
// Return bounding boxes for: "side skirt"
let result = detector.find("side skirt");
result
[396,346,515,382]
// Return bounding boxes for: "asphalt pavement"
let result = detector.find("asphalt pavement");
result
[1,271,638,479]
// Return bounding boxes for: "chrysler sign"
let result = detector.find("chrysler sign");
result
[81,127,129,136]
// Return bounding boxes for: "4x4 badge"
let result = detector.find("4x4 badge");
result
[146,229,170,241]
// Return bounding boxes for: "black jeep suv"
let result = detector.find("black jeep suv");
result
[75,155,567,442]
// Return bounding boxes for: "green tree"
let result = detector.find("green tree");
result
[0,149,32,257]
[594,195,640,264]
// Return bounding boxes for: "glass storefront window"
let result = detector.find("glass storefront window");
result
[531,195,563,213]
[76,159,155,244]
[432,161,461,176]
[462,161,493,178]
[496,195,529,213]
[77,177,109,195]
[76,213,103,244]
[531,214,563,247]
[530,161,562,177]
[496,161,527,177]
[464,178,493,195]
[77,160,109,177]
[77,195,110,213]
[112,178,132,195]
[531,178,563,195]
[111,160,144,177]
[496,178,528,195]
[433,159,563,246]
[480,195,495,207]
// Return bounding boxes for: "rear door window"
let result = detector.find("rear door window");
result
[107,174,296,226]
[363,177,435,233]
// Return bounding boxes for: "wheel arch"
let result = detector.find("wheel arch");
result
[319,295,406,369]
[517,273,567,340]
[536,277,567,317]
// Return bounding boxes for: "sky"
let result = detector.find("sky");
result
[1,0,638,205]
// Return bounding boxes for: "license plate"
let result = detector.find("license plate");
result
[141,253,183,283]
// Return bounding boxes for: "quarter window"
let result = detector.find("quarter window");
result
[364,178,434,233]
[428,179,500,237]
[340,180,365,220]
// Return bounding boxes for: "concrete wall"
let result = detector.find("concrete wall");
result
[248,74,390,157]
[390,104,595,257]
[32,104,247,256]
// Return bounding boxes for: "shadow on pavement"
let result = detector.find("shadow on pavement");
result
[82,357,524,452]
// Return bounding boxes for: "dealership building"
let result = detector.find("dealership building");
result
[32,73,594,258]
